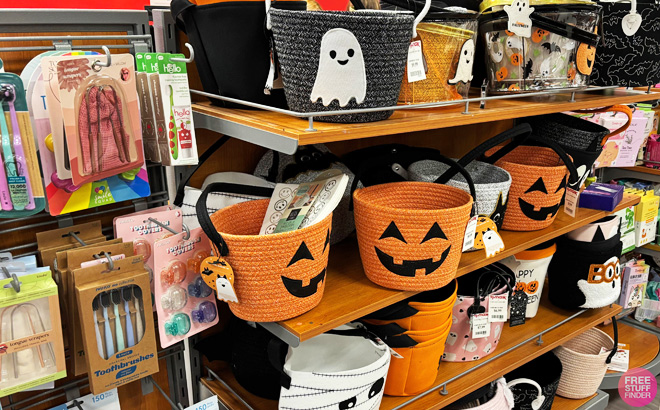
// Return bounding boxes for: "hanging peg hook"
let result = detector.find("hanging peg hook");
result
[92,46,112,71]
[182,223,191,241]
[67,231,87,247]
[1,266,20,293]
[101,251,115,271]
[171,43,195,64]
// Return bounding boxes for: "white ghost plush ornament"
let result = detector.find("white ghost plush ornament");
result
[311,28,367,107]
[449,39,475,85]
[504,0,535,38]
[577,256,621,308]
[216,276,239,303]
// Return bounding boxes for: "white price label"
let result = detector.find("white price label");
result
[185,396,220,410]
[564,187,579,218]
[407,40,427,83]
[471,313,490,339]
[462,215,478,252]
[488,294,508,323]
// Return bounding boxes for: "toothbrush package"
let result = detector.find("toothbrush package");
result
[138,52,198,166]
[66,241,134,376]
[38,53,150,216]
[0,270,66,398]
[74,256,158,394]
[153,227,218,348]
[0,72,45,218]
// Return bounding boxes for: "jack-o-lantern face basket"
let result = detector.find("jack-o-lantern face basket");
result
[485,138,579,232]
[353,155,476,291]
[196,183,332,322]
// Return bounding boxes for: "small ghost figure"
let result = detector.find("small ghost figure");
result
[483,229,505,257]
[311,28,367,107]
[446,332,458,346]
[540,58,551,77]
[215,275,239,303]
[494,324,502,338]
[443,352,457,361]
[506,37,523,50]
[488,40,504,63]
[483,343,492,354]
[504,0,535,38]
[448,39,475,85]
[465,340,478,352]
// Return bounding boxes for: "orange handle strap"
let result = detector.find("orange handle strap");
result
[573,104,633,144]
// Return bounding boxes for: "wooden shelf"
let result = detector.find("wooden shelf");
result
[202,297,621,410]
[642,243,660,253]
[274,194,640,343]
[193,88,660,149]
[618,166,660,177]
[551,394,599,410]
[603,321,660,374]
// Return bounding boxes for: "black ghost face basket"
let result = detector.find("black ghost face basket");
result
[267,2,430,123]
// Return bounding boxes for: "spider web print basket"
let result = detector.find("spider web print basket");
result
[353,181,474,291]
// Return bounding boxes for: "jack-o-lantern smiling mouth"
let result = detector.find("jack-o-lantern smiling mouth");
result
[374,246,451,277]
[518,198,561,221]
[281,269,327,298]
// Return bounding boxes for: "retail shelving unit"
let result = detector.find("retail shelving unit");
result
[191,87,660,409]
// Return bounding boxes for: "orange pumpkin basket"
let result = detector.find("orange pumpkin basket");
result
[485,140,578,232]
[197,183,332,322]
[353,167,475,291]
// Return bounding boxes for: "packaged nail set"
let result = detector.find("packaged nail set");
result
[0,270,66,398]
[136,52,198,166]
[74,256,158,394]
[153,227,218,348]
[37,53,150,216]
[0,72,45,218]
[114,208,183,297]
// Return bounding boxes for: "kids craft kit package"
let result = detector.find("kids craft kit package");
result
[74,256,158,394]
[37,53,150,216]
[0,270,66,398]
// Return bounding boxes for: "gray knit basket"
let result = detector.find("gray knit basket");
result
[269,9,415,123]
[408,159,512,229]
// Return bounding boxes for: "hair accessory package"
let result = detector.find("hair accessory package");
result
[38,54,150,215]
[153,228,218,348]
[0,270,66,398]
[74,256,158,394]
[0,73,45,218]
[53,54,145,186]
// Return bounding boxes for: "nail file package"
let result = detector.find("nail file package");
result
[136,52,198,166]
[0,73,45,218]
[37,53,150,216]
[153,228,218,348]
[74,256,158,394]
[0,271,66,398]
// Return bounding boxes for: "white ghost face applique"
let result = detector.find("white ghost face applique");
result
[448,39,475,85]
[503,0,535,38]
[215,276,239,303]
[577,256,621,308]
[280,373,387,410]
[311,28,367,108]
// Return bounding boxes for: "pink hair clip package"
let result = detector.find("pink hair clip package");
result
[56,54,145,186]
[153,227,218,348]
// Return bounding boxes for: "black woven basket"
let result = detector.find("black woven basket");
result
[504,352,563,410]
[269,9,415,123]
[524,113,609,152]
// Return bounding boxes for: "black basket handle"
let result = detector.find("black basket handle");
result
[349,150,478,215]
[170,0,195,33]
[468,263,515,316]
[173,136,230,207]
[196,182,275,256]
[606,316,618,364]
[435,124,533,185]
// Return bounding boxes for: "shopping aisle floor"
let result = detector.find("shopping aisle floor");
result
[605,381,660,409]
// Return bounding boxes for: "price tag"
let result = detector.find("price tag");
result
[407,40,427,83]
[488,294,508,323]
[471,313,490,339]
[563,187,579,218]
[185,396,220,410]
[462,215,478,252]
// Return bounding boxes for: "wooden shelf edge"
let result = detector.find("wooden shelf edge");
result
[192,89,660,146]
[618,166,660,177]
[551,393,602,410]
[275,194,640,343]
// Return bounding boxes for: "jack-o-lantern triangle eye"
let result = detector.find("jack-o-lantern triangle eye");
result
[525,177,548,194]
[422,222,447,243]
[555,177,567,193]
[379,222,407,243]
[323,230,330,253]
[288,241,314,267]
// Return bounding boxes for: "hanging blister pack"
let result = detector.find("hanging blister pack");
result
[56,54,145,186]
[135,54,160,163]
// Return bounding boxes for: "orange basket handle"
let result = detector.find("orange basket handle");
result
[572,104,633,144]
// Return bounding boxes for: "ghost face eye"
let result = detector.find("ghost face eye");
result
[368,378,385,399]
[464,50,468,55]
[330,50,337,59]
[339,397,357,410]
[348,49,355,57]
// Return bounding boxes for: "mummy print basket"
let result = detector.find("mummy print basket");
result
[277,326,391,410]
